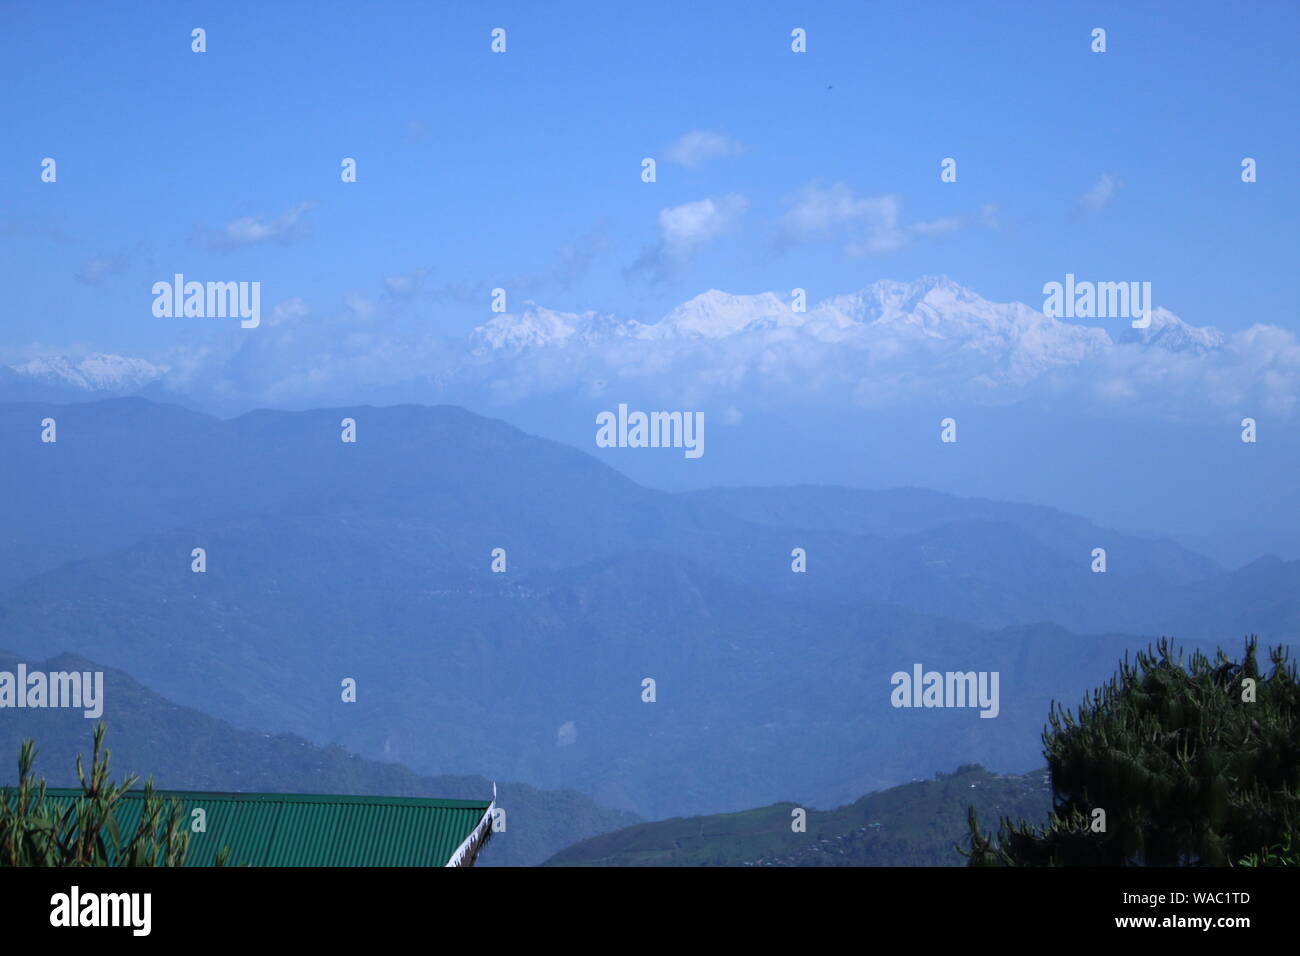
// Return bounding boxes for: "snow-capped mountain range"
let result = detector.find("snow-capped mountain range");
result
[4,277,1292,416]
[6,353,170,392]
[465,276,1265,410]
[472,276,1217,368]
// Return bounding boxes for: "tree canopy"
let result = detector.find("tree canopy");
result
[0,723,226,867]
[966,637,1300,866]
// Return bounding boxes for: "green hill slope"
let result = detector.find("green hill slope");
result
[0,651,637,866]
[543,765,1050,866]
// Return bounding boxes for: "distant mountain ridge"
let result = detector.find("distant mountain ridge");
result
[3,398,1289,820]
[0,651,637,867]
[7,277,1294,545]
[0,398,1227,625]
[543,764,1051,867]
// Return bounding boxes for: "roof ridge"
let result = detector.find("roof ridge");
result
[39,788,492,809]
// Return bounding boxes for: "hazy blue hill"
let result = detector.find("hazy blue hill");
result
[682,485,1221,586]
[0,398,1226,635]
[542,764,1052,866]
[1149,555,1300,640]
[0,522,1229,818]
[0,398,856,604]
[2,398,1293,819]
[0,399,230,589]
[0,651,637,866]
[0,398,684,590]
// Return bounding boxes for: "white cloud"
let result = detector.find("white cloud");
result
[1079,173,1120,210]
[75,254,126,284]
[343,292,377,319]
[664,130,745,167]
[781,184,909,255]
[405,119,429,144]
[783,182,887,237]
[629,194,749,282]
[210,201,317,250]
[268,298,309,327]
[781,184,987,255]
[659,194,748,256]
[910,216,964,238]
[383,269,430,298]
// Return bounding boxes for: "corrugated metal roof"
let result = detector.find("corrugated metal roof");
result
[37,789,492,867]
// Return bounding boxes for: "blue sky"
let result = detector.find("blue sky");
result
[2,0,1297,356]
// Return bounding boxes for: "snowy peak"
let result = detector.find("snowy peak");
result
[658,289,796,338]
[458,277,1242,403]
[807,276,955,326]
[1,279,1237,410]
[11,353,168,391]
[472,304,580,351]
[467,279,1225,370]
[868,274,971,314]
[1116,307,1225,353]
[470,303,647,352]
[816,278,1110,367]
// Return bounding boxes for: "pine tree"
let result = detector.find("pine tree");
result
[965,637,1300,866]
[0,723,228,867]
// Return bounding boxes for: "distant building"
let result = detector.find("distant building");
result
[41,788,496,867]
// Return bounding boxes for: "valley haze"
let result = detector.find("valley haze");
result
[1,396,1291,821]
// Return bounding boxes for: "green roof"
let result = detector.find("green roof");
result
[39,789,494,867]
